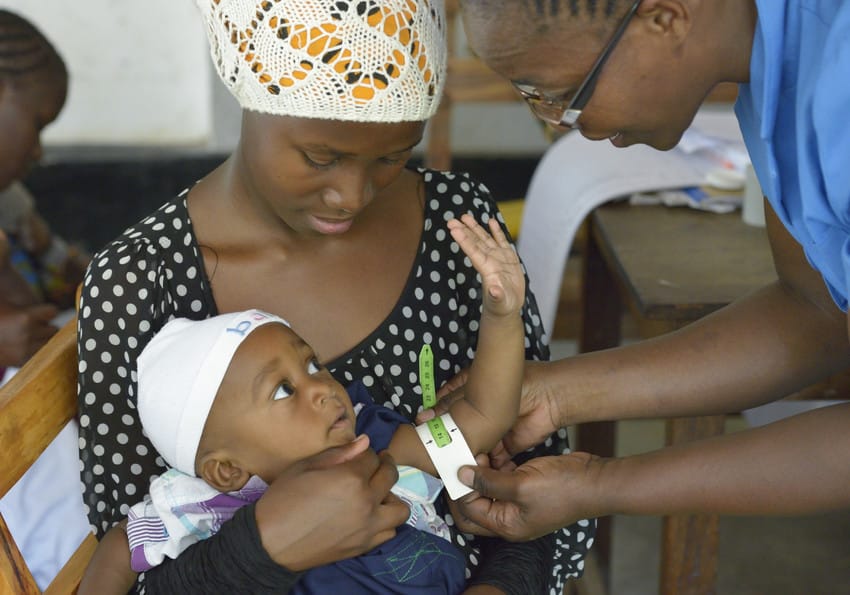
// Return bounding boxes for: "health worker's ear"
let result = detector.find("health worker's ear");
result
[198,452,251,493]
[635,0,693,42]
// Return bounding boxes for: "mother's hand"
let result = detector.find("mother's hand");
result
[254,435,409,571]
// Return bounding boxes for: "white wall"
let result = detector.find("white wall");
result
[4,1,212,146]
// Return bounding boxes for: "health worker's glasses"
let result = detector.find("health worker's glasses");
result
[513,0,641,129]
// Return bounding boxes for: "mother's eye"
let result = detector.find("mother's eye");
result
[302,152,338,169]
[273,382,294,401]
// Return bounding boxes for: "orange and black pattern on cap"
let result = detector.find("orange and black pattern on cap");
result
[215,0,438,105]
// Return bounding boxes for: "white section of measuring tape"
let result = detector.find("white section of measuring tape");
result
[415,412,477,500]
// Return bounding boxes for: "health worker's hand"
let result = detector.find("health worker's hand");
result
[417,360,564,465]
[454,452,602,541]
[255,435,409,571]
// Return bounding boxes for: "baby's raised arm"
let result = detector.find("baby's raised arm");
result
[389,214,525,472]
[445,214,525,446]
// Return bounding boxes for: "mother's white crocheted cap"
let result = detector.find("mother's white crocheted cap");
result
[195,0,447,122]
[137,309,290,476]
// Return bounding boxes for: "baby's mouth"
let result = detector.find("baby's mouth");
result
[330,409,349,429]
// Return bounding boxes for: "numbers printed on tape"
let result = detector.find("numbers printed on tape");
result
[425,417,452,447]
[419,344,451,447]
[415,413,476,500]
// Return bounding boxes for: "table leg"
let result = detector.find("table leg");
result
[660,415,725,595]
[577,219,622,591]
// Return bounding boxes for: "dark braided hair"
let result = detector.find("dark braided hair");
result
[477,0,627,20]
[0,10,63,80]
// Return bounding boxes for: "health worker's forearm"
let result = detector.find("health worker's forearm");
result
[538,280,850,427]
[596,402,850,517]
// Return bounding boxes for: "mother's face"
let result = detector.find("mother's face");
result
[461,2,711,150]
[236,114,425,236]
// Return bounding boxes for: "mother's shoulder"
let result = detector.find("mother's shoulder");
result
[416,167,498,217]
[95,194,191,255]
[89,192,195,275]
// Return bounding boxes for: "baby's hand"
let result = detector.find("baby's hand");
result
[448,214,525,317]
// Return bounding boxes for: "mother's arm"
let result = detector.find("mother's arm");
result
[145,441,407,593]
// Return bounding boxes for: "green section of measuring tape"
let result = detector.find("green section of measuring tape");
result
[419,344,452,447]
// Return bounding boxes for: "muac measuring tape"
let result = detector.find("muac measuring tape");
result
[417,344,475,499]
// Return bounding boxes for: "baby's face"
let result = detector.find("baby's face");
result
[204,323,356,483]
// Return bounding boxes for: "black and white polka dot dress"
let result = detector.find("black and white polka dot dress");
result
[77,168,593,594]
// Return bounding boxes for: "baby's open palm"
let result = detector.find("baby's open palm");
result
[448,214,525,317]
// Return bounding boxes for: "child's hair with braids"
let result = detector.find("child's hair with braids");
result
[0,10,84,310]
[0,10,65,82]
[0,9,67,193]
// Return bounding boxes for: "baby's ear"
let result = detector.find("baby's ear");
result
[198,453,251,493]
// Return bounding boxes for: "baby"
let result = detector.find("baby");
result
[80,214,527,594]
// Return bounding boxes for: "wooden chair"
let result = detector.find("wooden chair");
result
[0,317,97,594]
[424,0,523,171]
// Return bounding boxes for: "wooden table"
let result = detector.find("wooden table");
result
[576,202,777,595]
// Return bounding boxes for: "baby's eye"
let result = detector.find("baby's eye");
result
[307,357,322,375]
[273,382,294,401]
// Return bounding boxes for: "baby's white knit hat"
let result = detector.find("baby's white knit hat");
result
[195,0,446,122]
[137,309,289,476]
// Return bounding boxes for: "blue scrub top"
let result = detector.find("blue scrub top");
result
[735,0,850,310]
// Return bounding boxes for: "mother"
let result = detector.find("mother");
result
[77,0,592,593]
